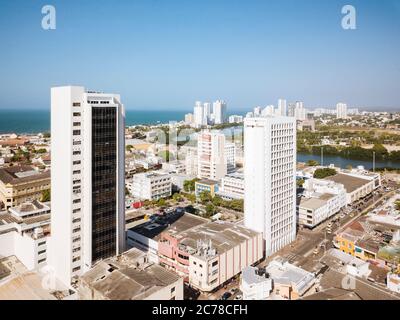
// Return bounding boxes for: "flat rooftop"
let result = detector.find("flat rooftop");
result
[80,248,181,300]
[326,173,370,193]
[299,197,327,210]
[129,211,208,241]
[0,165,50,185]
[196,179,219,186]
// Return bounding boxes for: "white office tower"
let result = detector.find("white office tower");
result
[262,105,275,116]
[194,101,204,127]
[294,101,306,121]
[244,116,297,256]
[336,103,348,119]
[197,131,227,180]
[213,100,227,124]
[277,99,287,116]
[50,86,125,287]
[203,102,212,125]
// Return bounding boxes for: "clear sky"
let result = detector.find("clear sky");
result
[0,0,399,111]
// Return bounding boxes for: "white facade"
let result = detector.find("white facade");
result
[184,113,194,125]
[194,101,205,127]
[128,171,171,200]
[294,101,306,121]
[197,131,227,181]
[185,148,198,176]
[213,100,227,124]
[298,178,347,228]
[219,173,244,199]
[0,202,50,271]
[336,103,348,119]
[228,115,243,123]
[240,266,272,300]
[225,143,236,173]
[387,273,400,294]
[50,86,125,287]
[244,116,297,256]
[277,99,287,116]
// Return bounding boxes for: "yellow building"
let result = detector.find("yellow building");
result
[0,166,50,209]
[336,228,364,256]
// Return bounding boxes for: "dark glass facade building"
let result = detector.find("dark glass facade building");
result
[91,107,117,263]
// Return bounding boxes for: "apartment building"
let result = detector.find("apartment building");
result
[128,171,172,200]
[0,201,50,270]
[217,173,244,200]
[244,116,297,256]
[0,166,50,209]
[50,86,125,287]
[298,178,347,228]
[197,131,227,181]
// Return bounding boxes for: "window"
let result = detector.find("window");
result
[38,250,46,255]
[72,266,81,272]
[38,258,46,264]
[73,130,81,136]
[212,261,218,267]
[171,287,175,293]
[73,112,81,117]
[73,103,81,107]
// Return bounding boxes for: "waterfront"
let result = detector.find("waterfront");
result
[297,153,400,170]
[0,109,189,134]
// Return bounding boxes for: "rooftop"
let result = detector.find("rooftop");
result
[196,179,219,186]
[326,173,371,193]
[80,248,181,300]
[0,166,50,185]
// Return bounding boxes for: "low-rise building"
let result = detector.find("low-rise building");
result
[127,210,263,292]
[387,272,400,293]
[128,171,172,200]
[298,178,347,228]
[217,173,244,200]
[326,171,380,205]
[195,179,219,197]
[240,266,272,300]
[0,201,51,270]
[79,248,184,300]
[265,258,316,300]
[0,166,50,209]
[162,160,186,174]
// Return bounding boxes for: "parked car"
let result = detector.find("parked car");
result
[221,292,232,300]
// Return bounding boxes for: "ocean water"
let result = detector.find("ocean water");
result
[0,109,189,134]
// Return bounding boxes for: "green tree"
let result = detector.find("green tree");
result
[297,179,305,188]
[157,198,166,207]
[306,160,319,167]
[313,168,337,179]
[41,189,51,202]
[199,191,212,204]
[205,203,217,218]
[183,178,199,193]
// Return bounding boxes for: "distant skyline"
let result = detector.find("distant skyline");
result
[0,0,399,111]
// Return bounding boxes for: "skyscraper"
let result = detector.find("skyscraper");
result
[336,103,348,119]
[244,116,297,256]
[294,101,306,121]
[194,101,205,127]
[213,100,227,125]
[277,99,287,116]
[50,86,125,287]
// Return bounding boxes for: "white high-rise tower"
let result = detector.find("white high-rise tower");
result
[50,86,125,287]
[336,103,348,119]
[213,100,227,125]
[244,115,297,256]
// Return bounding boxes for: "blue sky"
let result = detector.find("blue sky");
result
[0,0,399,111]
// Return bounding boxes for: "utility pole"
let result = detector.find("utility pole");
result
[321,146,324,167]
[373,151,376,173]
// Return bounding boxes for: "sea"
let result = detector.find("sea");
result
[0,109,189,134]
